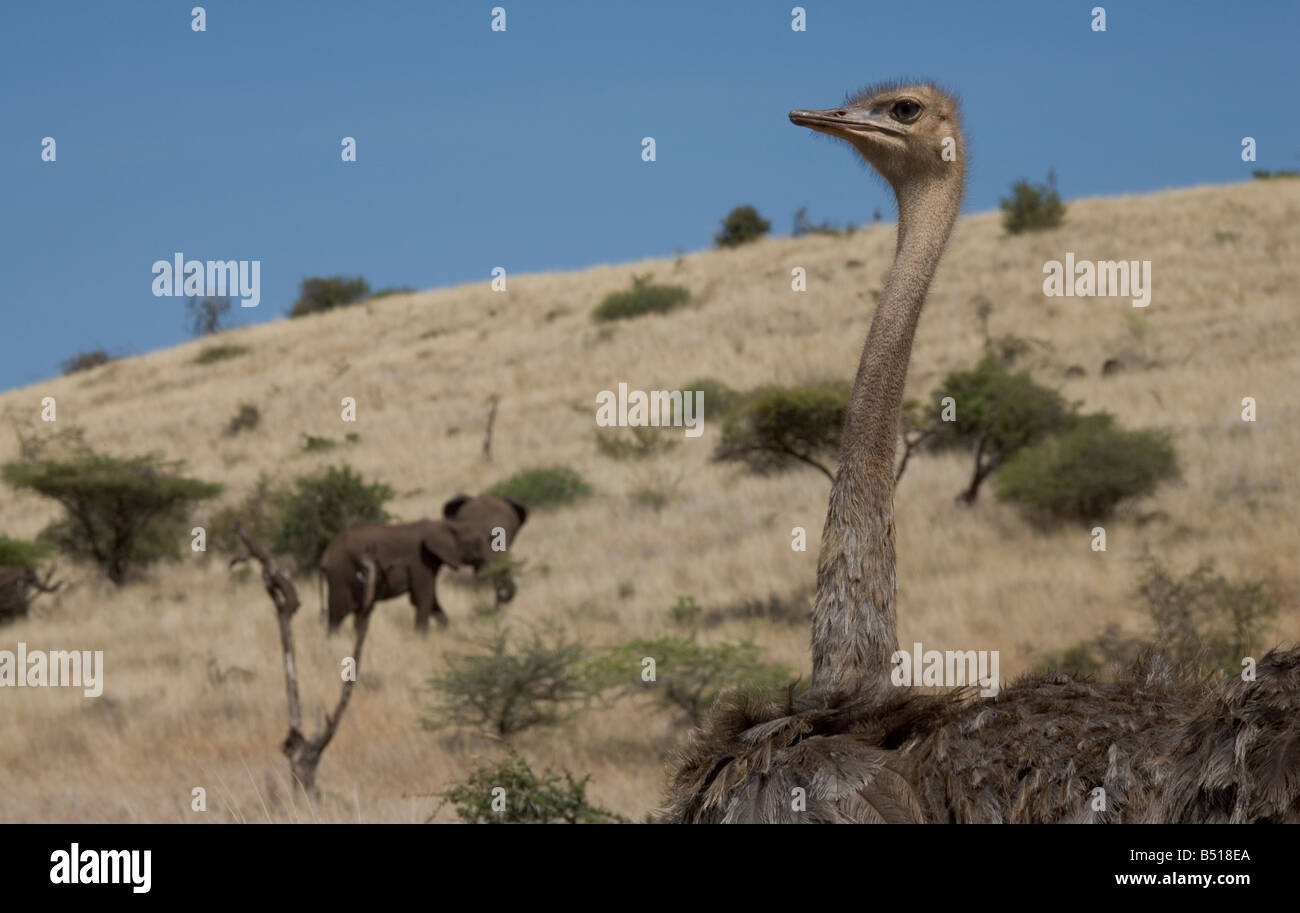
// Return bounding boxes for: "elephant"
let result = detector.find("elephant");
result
[319,494,527,634]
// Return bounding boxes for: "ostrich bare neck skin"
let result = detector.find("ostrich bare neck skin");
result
[810,176,963,695]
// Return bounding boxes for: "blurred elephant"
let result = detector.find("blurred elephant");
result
[319,494,527,633]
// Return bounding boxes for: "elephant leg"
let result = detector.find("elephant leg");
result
[325,571,360,635]
[409,564,449,633]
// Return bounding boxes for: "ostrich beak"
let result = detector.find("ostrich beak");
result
[789,106,904,140]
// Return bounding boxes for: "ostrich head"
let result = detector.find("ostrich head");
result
[789,82,962,191]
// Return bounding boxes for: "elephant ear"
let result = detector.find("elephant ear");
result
[421,523,463,569]
[503,497,527,527]
[442,494,473,520]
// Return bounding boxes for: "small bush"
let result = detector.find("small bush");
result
[436,754,627,824]
[1000,171,1066,234]
[713,383,848,480]
[1042,557,1278,678]
[195,344,249,365]
[1251,169,1300,180]
[792,206,854,237]
[208,474,279,556]
[224,403,260,436]
[588,635,793,723]
[366,286,416,300]
[594,426,678,461]
[592,273,690,322]
[488,466,592,510]
[187,296,233,336]
[301,434,337,453]
[288,275,371,318]
[995,413,1178,523]
[424,629,595,737]
[61,350,114,376]
[2,450,222,585]
[715,205,771,248]
[270,465,393,571]
[0,536,50,571]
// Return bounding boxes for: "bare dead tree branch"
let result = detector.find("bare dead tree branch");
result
[231,527,376,798]
[483,393,500,461]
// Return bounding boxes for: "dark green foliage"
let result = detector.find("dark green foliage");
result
[2,451,222,585]
[436,754,628,824]
[208,474,279,557]
[186,296,233,336]
[61,350,113,375]
[1000,171,1066,234]
[713,383,848,480]
[1251,169,1300,179]
[194,344,249,365]
[594,426,678,461]
[927,356,1074,502]
[592,273,690,322]
[269,465,393,571]
[288,275,371,318]
[224,403,260,436]
[488,466,592,510]
[366,286,416,300]
[714,205,771,248]
[1041,557,1278,679]
[588,635,793,723]
[0,536,50,571]
[425,629,595,737]
[994,413,1178,522]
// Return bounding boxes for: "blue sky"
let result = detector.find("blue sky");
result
[2,1,1296,391]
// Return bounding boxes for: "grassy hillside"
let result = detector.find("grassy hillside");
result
[1,180,1297,822]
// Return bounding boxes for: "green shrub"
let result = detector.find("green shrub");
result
[926,356,1073,503]
[715,205,771,248]
[588,635,793,723]
[195,344,249,365]
[1251,169,1300,180]
[713,383,848,480]
[300,434,337,453]
[60,350,114,375]
[424,629,595,737]
[488,466,592,510]
[224,403,260,436]
[436,754,627,824]
[270,465,393,571]
[0,536,50,571]
[288,275,371,318]
[995,413,1177,523]
[366,286,416,300]
[592,273,690,322]
[208,474,279,556]
[2,450,222,584]
[1000,171,1066,234]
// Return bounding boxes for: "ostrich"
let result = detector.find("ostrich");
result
[663,82,1300,824]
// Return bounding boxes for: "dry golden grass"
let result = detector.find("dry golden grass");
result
[1,180,1297,822]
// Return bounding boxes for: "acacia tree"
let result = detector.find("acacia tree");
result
[926,356,1073,504]
[713,384,848,480]
[2,450,221,584]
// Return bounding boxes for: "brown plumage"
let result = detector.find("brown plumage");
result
[662,81,1300,824]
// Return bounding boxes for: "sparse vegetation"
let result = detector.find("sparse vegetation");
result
[224,403,260,436]
[424,629,594,737]
[594,426,678,461]
[714,204,771,248]
[713,383,848,480]
[995,412,1178,523]
[194,344,249,365]
[288,275,371,318]
[488,466,592,510]
[1,451,221,585]
[792,206,855,237]
[186,296,233,337]
[592,273,690,322]
[436,754,628,824]
[301,434,337,453]
[60,349,114,376]
[1251,169,1300,180]
[1000,171,1066,234]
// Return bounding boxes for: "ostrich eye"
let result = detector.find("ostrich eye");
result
[891,100,923,123]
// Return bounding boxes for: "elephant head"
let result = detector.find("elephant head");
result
[439,494,528,571]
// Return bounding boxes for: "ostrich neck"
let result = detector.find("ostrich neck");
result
[810,176,962,695]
